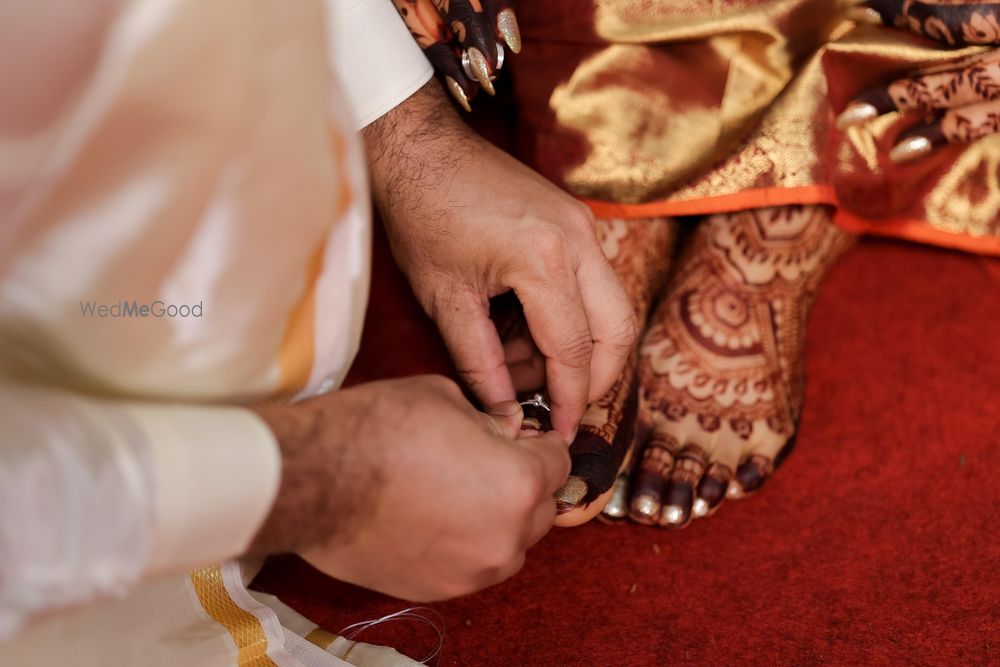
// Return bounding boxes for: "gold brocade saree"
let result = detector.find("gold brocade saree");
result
[512,0,1000,254]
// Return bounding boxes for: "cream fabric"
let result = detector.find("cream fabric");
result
[326,0,434,129]
[0,0,431,663]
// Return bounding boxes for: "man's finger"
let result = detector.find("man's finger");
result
[515,431,573,496]
[522,493,557,548]
[574,246,638,402]
[434,290,516,408]
[515,266,593,441]
[482,399,524,439]
[515,432,568,546]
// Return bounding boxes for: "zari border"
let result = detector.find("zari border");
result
[583,185,1000,256]
[303,628,339,651]
[190,563,299,667]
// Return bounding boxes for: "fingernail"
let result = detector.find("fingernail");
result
[889,135,933,163]
[445,76,472,112]
[554,475,588,512]
[601,475,629,519]
[630,494,660,522]
[845,6,883,24]
[497,9,521,54]
[836,102,879,130]
[467,47,496,96]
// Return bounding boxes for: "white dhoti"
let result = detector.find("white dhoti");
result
[0,0,431,664]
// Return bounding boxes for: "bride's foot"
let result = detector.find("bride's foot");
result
[550,216,677,526]
[620,205,854,528]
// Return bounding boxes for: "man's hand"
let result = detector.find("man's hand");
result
[362,81,637,440]
[249,376,569,601]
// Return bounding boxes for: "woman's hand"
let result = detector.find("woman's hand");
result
[392,0,521,111]
[837,49,1000,161]
[841,2,1000,161]
[858,0,1000,46]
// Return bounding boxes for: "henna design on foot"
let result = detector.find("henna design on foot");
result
[626,205,854,528]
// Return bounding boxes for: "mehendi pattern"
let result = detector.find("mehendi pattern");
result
[639,205,853,450]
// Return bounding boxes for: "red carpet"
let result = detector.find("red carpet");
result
[255,227,1000,665]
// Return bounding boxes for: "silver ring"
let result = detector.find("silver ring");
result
[518,393,550,413]
[461,42,504,80]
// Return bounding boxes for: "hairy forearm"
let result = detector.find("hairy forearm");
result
[248,390,382,555]
[361,79,471,219]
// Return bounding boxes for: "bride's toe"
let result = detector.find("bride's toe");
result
[734,453,775,496]
[693,462,733,518]
[658,444,707,529]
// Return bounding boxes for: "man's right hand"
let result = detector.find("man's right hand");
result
[249,376,569,601]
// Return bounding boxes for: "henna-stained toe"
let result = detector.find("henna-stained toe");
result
[660,481,694,528]
[693,462,733,518]
[627,436,676,525]
[601,474,630,520]
[735,454,774,495]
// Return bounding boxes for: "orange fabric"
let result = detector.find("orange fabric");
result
[584,187,1000,256]
[583,186,836,220]
[834,211,1000,256]
[276,245,324,398]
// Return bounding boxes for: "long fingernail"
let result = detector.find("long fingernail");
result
[467,47,495,96]
[845,6,883,24]
[445,76,472,112]
[889,135,933,163]
[554,475,588,512]
[602,475,629,519]
[497,9,522,54]
[836,102,879,130]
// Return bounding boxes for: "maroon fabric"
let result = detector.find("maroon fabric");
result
[254,226,1000,665]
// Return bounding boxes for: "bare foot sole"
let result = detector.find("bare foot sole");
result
[619,205,854,528]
